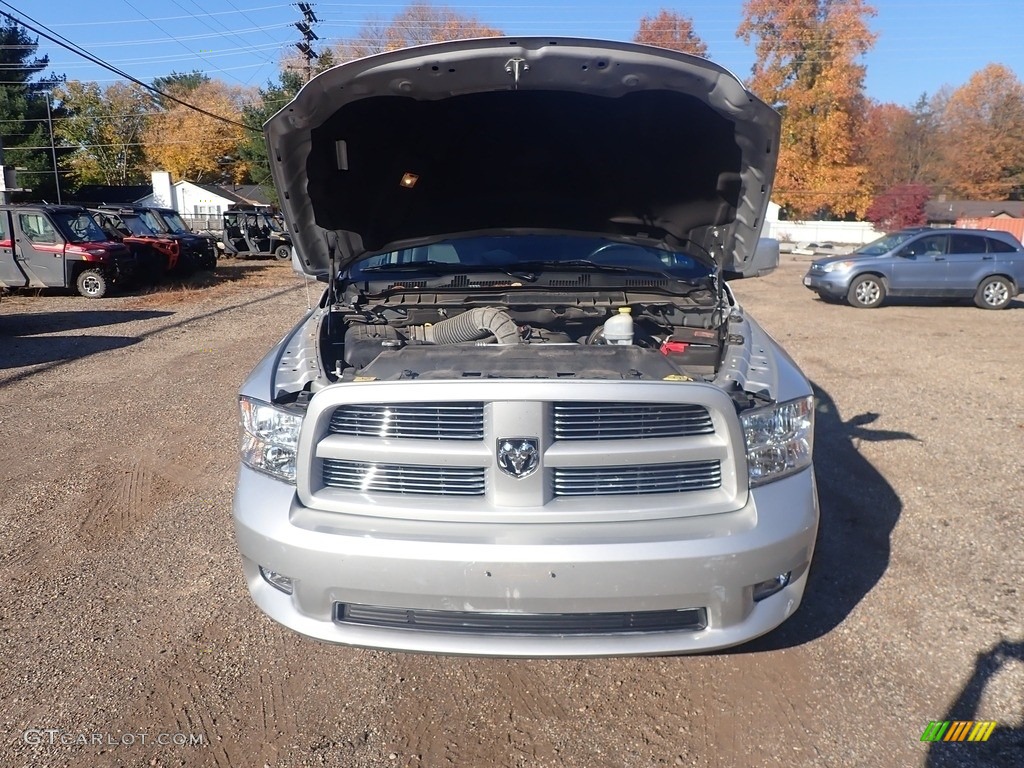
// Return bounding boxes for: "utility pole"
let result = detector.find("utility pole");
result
[294,3,320,83]
[0,135,8,205]
[45,88,61,204]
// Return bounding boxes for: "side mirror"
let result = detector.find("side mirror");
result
[723,237,779,280]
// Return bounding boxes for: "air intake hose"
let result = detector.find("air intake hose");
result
[422,307,520,345]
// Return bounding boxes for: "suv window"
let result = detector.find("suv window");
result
[949,234,986,254]
[19,213,57,244]
[902,234,947,257]
[986,237,1016,253]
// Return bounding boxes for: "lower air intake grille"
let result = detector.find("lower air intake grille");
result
[335,603,708,635]
[553,460,721,496]
[322,459,485,496]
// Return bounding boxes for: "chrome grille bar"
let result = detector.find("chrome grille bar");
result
[322,459,486,496]
[335,603,708,635]
[553,402,714,440]
[328,402,485,440]
[553,461,721,497]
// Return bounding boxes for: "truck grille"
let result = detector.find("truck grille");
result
[553,460,721,497]
[322,459,486,496]
[552,402,714,440]
[335,603,707,635]
[329,403,485,440]
[305,381,740,521]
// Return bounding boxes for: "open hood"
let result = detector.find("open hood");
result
[265,37,780,277]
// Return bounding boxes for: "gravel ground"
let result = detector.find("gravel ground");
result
[0,256,1021,768]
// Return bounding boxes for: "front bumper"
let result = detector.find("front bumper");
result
[233,465,818,656]
[803,270,850,298]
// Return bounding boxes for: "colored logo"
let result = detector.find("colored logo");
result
[921,721,997,742]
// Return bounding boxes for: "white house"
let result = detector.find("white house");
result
[136,171,271,219]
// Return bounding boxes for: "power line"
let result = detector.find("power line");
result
[0,97,293,124]
[0,2,259,133]
[171,0,278,76]
[121,0,257,86]
[48,3,293,28]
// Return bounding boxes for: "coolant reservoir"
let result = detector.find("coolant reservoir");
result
[603,307,634,345]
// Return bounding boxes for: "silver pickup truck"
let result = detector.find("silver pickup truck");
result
[233,38,818,656]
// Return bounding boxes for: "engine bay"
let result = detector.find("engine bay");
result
[323,294,729,383]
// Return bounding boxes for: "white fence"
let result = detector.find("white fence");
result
[765,220,882,245]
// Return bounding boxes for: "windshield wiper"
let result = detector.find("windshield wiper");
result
[516,259,672,278]
[360,260,461,272]
[359,261,539,281]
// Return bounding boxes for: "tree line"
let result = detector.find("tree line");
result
[2,2,1023,227]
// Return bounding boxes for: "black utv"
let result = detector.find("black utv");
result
[95,205,217,274]
[220,206,292,260]
[0,204,137,298]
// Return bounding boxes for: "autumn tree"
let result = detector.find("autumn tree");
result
[859,95,943,197]
[938,64,1024,200]
[142,79,255,183]
[55,81,153,186]
[864,183,930,231]
[151,70,210,104]
[334,3,502,62]
[738,0,877,218]
[633,10,708,57]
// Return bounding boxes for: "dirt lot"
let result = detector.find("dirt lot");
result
[1,257,1021,768]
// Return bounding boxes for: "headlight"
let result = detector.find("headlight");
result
[822,260,854,273]
[741,396,814,486]
[239,397,303,483]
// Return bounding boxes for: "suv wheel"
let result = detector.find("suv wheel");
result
[847,274,885,308]
[974,276,1013,309]
[76,268,108,299]
[274,244,292,261]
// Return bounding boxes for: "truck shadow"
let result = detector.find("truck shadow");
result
[0,335,140,370]
[926,639,1023,767]
[0,310,172,337]
[0,310,172,370]
[743,382,916,651]
[0,284,302,386]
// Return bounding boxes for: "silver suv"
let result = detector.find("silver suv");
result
[233,38,819,656]
[803,228,1024,309]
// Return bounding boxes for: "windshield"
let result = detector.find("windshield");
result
[54,212,108,244]
[138,210,163,233]
[119,214,156,236]
[348,235,713,281]
[157,211,192,235]
[853,231,922,256]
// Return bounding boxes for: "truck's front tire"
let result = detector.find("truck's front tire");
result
[76,268,108,299]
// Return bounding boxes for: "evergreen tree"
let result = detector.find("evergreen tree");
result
[0,17,67,201]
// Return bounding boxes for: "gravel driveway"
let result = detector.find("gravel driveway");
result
[1,257,1021,767]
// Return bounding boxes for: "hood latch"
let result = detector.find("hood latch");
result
[504,58,530,90]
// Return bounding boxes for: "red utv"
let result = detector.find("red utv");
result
[0,204,136,298]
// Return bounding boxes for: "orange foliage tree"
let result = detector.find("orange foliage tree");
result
[939,64,1024,200]
[860,97,943,195]
[142,80,255,183]
[335,3,503,61]
[738,0,876,218]
[633,10,708,57]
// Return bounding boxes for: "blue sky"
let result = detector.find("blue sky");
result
[14,0,1024,106]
